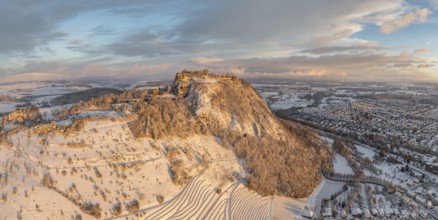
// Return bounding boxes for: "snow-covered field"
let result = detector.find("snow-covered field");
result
[270,94,314,109]
[0,103,16,113]
[355,144,376,159]
[0,115,259,219]
[0,109,333,220]
[333,154,354,174]
[0,82,92,113]
[296,178,345,220]
[272,196,306,220]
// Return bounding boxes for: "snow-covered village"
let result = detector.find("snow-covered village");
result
[256,81,438,219]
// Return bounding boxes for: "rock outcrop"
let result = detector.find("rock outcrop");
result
[131,70,332,197]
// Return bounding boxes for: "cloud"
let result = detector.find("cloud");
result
[0,1,136,53]
[75,62,176,81]
[191,57,224,65]
[314,25,363,44]
[414,48,432,54]
[191,50,436,82]
[0,1,408,58]
[0,72,69,83]
[417,64,434,68]
[78,63,111,79]
[121,63,172,78]
[0,61,178,83]
[299,42,385,55]
[178,0,401,42]
[100,0,406,58]
[3,49,435,83]
[380,8,430,34]
[0,1,436,82]
[430,0,438,9]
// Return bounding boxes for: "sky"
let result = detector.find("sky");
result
[1,0,438,83]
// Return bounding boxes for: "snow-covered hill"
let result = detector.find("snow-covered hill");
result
[0,70,330,219]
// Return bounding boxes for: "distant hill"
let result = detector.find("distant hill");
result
[51,87,122,106]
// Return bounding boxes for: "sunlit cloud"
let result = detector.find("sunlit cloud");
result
[380,8,430,34]
[414,48,432,54]
[0,1,437,83]
[0,72,69,83]
[191,57,224,65]
[190,49,436,82]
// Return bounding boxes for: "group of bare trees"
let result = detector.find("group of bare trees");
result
[128,98,202,139]
[324,170,391,187]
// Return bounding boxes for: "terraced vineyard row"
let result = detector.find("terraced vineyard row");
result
[136,176,273,220]
[229,187,272,220]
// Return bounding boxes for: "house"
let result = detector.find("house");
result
[386,185,396,194]
[401,210,410,220]
[371,208,379,216]
[416,196,427,206]
[419,211,428,219]
[363,208,372,219]
[425,163,438,174]
[302,205,315,219]
[341,209,347,218]
[410,212,418,219]
[426,200,433,209]
[352,208,362,217]
[415,187,424,194]
[406,190,416,199]
[399,188,406,193]
[378,208,385,217]
[421,188,428,194]
[411,202,419,210]
[302,210,314,219]
[323,208,332,217]
[385,208,394,217]
[426,190,435,200]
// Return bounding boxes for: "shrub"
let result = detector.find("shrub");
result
[156,195,164,204]
[42,173,55,188]
[16,211,22,220]
[126,199,140,213]
[1,193,7,202]
[169,160,190,186]
[112,202,122,215]
[94,169,102,178]
[81,202,101,218]
[73,213,82,220]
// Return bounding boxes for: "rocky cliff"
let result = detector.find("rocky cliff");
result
[130,70,332,197]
